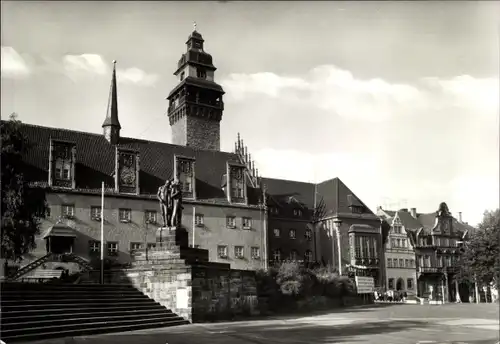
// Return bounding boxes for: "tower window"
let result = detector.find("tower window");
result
[197,68,206,79]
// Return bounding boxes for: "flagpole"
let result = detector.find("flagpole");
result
[192,206,196,248]
[100,182,104,284]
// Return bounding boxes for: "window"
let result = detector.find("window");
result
[62,205,75,219]
[351,206,363,214]
[90,206,101,221]
[180,71,185,81]
[177,159,194,196]
[304,250,313,262]
[402,239,407,248]
[387,258,393,268]
[242,217,252,229]
[273,228,281,237]
[396,239,401,248]
[437,256,443,267]
[393,225,402,234]
[230,167,245,201]
[289,229,296,239]
[289,250,298,260]
[53,143,73,182]
[407,278,414,289]
[445,256,451,267]
[388,278,394,289]
[195,214,204,227]
[269,207,279,215]
[55,159,71,180]
[355,236,362,257]
[362,236,369,257]
[450,239,456,247]
[369,237,376,258]
[399,259,404,268]
[234,246,244,259]
[443,238,449,247]
[405,259,409,268]
[393,258,398,268]
[145,210,157,224]
[293,209,302,217]
[273,249,281,261]
[89,241,100,255]
[119,208,131,223]
[410,259,415,267]
[197,68,207,79]
[217,245,228,258]
[226,216,236,228]
[305,229,312,241]
[147,243,156,250]
[424,255,430,267]
[130,242,143,253]
[251,247,260,259]
[391,239,397,248]
[107,242,118,256]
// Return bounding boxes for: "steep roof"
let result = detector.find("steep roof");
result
[261,177,315,210]
[13,122,261,205]
[317,177,376,218]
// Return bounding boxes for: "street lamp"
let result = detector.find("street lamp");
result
[457,240,479,304]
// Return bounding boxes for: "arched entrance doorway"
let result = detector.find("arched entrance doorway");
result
[396,278,405,291]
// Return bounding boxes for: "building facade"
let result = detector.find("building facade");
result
[377,204,475,302]
[10,28,387,277]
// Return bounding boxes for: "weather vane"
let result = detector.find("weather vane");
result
[193,21,197,32]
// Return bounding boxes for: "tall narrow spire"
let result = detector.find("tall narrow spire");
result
[102,60,121,144]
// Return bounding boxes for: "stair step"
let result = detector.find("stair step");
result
[2,315,188,337]
[2,301,159,311]
[2,304,166,318]
[1,283,136,291]
[2,311,181,330]
[1,318,189,342]
[2,294,150,303]
[2,297,151,305]
[2,292,146,299]
[1,308,172,324]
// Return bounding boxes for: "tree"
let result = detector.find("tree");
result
[1,113,48,267]
[460,209,500,288]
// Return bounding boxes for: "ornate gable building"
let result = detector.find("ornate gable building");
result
[377,203,476,302]
[8,28,388,280]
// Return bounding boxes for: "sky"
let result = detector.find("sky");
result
[1,1,499,226]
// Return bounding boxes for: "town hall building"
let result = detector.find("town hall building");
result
[9,28,388,284]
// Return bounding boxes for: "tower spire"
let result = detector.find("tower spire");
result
[102,60,121,144]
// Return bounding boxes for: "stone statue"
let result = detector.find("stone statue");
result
[437,202,450,217]
[170,179,183,228]
[157,179,172,227]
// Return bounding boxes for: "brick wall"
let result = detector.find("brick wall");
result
[31,192,265,271]
[171,116,188,146]
[185,115,220,151]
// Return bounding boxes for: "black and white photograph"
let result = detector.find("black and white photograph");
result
[1,1,499,344]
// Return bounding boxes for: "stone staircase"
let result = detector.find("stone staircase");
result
[0,282,189,342]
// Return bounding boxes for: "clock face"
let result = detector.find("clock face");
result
[120,166,136,185]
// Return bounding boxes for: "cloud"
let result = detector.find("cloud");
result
[1,46,31,78]
[62,54,159,87]
[221,65,498,122]
[117,67,159,87]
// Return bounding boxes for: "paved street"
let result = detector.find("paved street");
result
[25,303,499,344]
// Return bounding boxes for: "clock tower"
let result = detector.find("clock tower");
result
[167,25,225,151]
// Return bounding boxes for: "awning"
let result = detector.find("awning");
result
[43,224,77,239]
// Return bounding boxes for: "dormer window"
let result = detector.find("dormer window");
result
[197,68,206,79]
[228,164,245,204]
[351,206,364,214]
[180,71,185,81]
[50,140,76,188]
[175,156,195,199]
[293,209,303,217]
[116,149,140,194]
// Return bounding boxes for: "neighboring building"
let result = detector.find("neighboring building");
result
[9,28,387,278]
[378,208,419,296]
[264,177,389,288]
[377,204,475,302]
